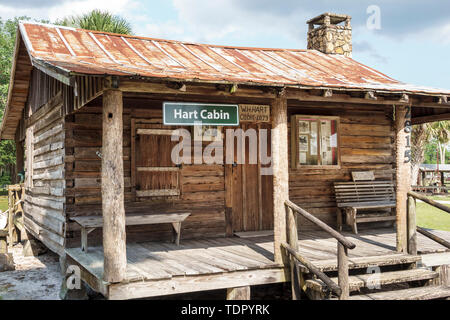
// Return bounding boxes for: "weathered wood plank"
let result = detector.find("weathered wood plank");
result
[108,267,287,300]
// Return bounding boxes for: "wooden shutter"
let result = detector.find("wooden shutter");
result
[133,123,181,198]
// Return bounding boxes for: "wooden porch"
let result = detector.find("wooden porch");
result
[65,227,450,300]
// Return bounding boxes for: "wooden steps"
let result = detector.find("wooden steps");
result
[350,285,450,300]
[306,268,438,292]
[298,253,421,273]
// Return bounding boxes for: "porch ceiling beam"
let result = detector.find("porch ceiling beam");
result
[412,112,450,125]
[119,79,450,109]
[120,79,276,99]
[286,89,413,106]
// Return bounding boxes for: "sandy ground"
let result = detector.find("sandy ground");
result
[0,244,61,300]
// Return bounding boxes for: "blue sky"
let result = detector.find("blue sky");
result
[1,0,449,90]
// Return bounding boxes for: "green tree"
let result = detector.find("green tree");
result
[0,17,30,184]
[56,10,132,34]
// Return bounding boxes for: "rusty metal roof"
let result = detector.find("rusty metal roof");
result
[18,21,450,95]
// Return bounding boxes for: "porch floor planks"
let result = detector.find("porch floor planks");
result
[156,244,248,272]
[205,238,277,266]
[66,247,105,280]
[194,239,269,269]
[156,242,227,274]
[125,243,182,279]
[175,240,251,272]
[225,237,275,262]
[66,227,450,296]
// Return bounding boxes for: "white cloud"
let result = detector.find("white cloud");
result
[416,23,450,45]
[141,20,185,39]
[170,0,310,46]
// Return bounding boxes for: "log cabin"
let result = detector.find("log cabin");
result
[1,13,450,300]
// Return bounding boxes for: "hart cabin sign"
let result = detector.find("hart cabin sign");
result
[163,102,239,125]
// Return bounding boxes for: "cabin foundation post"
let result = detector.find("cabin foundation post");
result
[102,89,127,283]
[395,105,411,253]
[226,286,251,300]
[271,94,289,265]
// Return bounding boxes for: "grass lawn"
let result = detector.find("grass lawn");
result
[0,196,8,212]
[429,195,450,202]
[416,202,450,231]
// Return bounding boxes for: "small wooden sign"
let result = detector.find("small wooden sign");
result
[352,171,375,181]
[239,104,270,123]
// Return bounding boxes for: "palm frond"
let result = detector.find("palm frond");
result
[55,10,132,35]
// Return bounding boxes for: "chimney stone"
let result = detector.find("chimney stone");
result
[307,13,352,57]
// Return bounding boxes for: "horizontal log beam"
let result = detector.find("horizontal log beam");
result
[119,79,450,109]
[412,112,450,125]
[408,191,450,214]
[285,200,356,249]
[417,227,450,250]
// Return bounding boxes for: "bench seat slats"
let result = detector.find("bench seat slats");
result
[337,201,396,209]
[71,213,191,228]
[334,179,396,233]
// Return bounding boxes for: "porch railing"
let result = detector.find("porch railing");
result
[1,184,24,250]
[282,199,356,300]
[407,191,450,252]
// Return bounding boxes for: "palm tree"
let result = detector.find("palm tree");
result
[429,121,450,165]
[56,10,132,35]
[411,123,432,184]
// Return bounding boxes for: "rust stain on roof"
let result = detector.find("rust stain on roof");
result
[19,21,450,95]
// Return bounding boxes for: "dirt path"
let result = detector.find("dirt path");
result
[0,244,61,300]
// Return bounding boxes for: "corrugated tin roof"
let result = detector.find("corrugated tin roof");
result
[18,21,450,95]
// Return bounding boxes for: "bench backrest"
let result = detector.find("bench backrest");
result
[334,180,395,205]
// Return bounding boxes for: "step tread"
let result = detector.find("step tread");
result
[298,253,421,273]
[306,268,438,292]
[351,285,450,300]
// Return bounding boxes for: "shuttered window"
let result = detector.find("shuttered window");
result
[132,122,181,198]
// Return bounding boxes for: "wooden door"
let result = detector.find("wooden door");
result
[225,123,273,233]
[132,122,181,199]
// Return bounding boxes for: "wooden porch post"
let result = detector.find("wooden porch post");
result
[271,94,289,264]
[102,89,127,283]
[395,105,412,253]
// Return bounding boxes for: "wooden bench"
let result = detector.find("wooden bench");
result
[334,180,396,234]
[70,212,191,252]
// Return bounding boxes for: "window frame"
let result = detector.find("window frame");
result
[291,115,341,170]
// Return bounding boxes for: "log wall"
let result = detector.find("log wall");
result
[287,101,395,230]
[23,93,66,255]
[64,97,227,247]
[64,96,396,245]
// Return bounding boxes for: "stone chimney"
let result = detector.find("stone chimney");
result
[307,13,352,57]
